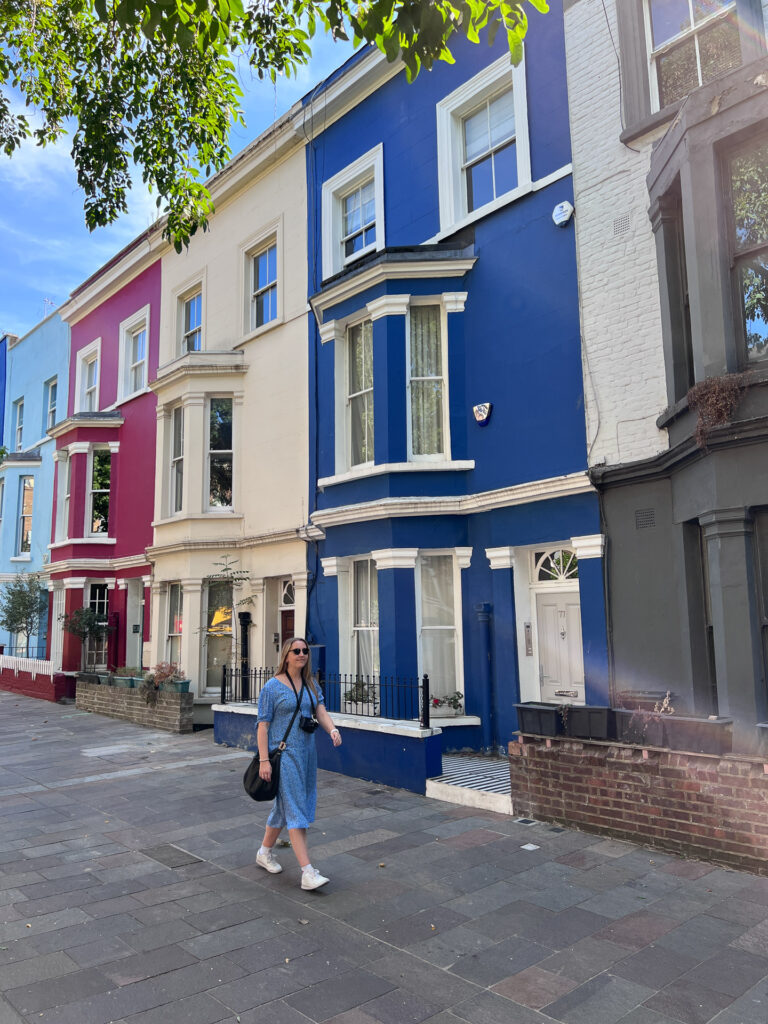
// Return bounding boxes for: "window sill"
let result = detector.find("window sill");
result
[430,163,572,243]
[110,386,152,410]
[235,317,285,348]
[619,100,682,146]
[10,555,32,562]
[152,512,244,527]
[48,537,117,549]
[318,460,475,489]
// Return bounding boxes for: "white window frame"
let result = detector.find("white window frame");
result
[415,550,464,699]
[322,144,385,280]
[13,398,24,452]
[249,238,278,332]
[0,477,5,529]
[643,0,739,113]
[17,475,34,555]
[44,377,57,432]
[240,218,283,340]
[436,54,530,234]
[344,316,375,471]
[206,396,234,512]
[74,339,101,413]
[351,557,380,678]
[181,289,203,354]
[406,299,451,462]
[170,405,184,515]
[117,305,150,402]
[86,446,111,537]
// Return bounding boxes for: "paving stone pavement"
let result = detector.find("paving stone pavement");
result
[1,691,767,1024]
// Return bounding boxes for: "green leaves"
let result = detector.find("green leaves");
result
[0,0,547,249]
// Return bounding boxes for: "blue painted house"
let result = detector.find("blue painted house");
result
[0,314,69,656]
[304,5,609,754]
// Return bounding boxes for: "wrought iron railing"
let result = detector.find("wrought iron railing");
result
[221,666,432,728]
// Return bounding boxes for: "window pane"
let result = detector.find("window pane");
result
[207,581,232,634]
[463,106,489,163]
[420,555,455,627]
[410,306,442,377]
[699,15,741,85]
[731,139,768,252]
[185,293,201,333]
[209,454,232,507]
[344,191,362,236]
[467,154,494,212]
[649,0,691,47]
[267,244,277,283]
[411,382,444,456]
[168,584,183,634]
[349,394,371,465]
[489,89,515,148]
[494,140,518,196]
[345,233,365,257]
[739,254,768,361]
[693,0,730,23]
[92,451,111,490]
[355,629,379,677]
[657,37,698,107]
[87,358,97,387]
[209,398,232,450]
[421,629,457,691]
[361,181,375,226]
[132,328,146,364]
[348,321,373,392]
[92,491,109,533]
[172,407,183,459]
[354,561,370,625]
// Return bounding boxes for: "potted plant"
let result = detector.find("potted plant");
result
[615,691,673,747]
[112,666,141,688]
[431,691,464,717]
[662,713,733,755]
[154,662,190,692]
[515,702,563,737]
[344,680,379,716]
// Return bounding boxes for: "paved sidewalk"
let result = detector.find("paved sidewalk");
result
[1,692,767,1024]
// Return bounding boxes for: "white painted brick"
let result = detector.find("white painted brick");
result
[564,0,669,468]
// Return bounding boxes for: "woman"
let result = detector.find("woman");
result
[255,637,342,889]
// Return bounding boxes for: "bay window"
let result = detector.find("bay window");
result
[729,134,768,362]
[408,305,446,458]
[89,450,111,534]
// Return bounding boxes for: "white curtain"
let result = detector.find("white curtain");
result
[419,555,457,694]
[348,320,374,465]
[410,306,443,456]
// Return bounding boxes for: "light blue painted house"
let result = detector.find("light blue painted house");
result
[0,314,69,657]
[304,2,609,757]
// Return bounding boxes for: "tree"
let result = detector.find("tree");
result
[1,1,548,250]
[0,571,48,657]
[61,605,112,671]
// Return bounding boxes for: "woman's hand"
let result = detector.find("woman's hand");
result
[330,728,342,748]
[258,759,272,780]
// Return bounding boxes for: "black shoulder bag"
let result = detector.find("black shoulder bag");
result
[243,677,304,802]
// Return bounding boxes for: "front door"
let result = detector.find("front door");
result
[536,590,585,704]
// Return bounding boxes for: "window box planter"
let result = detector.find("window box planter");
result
[97,673,113,686]
[111,677,136,688]
[160,679,190,693]
[615,689,679,711]
[564,706,614,741]
[515,702,563,737]
[662,714,732,755]
[77,672,100,685]
[758,723,768,755]
[614,708,665,747]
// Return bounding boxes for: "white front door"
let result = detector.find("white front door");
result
[535,590,585,704]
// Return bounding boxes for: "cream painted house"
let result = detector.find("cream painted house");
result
[148,107,310,710]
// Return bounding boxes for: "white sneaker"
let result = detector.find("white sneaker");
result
[256,848,282,874]
[301,866,329,890]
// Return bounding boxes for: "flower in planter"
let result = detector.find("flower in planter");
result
[431,691,464,711]
[139,662,186,706]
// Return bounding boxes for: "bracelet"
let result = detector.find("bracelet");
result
[330,728,340,735]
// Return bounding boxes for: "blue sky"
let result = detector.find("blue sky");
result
[0,32,356,340]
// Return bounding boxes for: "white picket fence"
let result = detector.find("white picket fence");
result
[0,654,54,678]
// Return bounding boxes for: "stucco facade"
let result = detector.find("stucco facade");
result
[148,124,310,707]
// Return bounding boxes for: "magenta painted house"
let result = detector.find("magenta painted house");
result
[48,234,165,677]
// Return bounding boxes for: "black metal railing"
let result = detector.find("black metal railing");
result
[221,666,431,728]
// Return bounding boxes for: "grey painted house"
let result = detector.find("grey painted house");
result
[564,0,768,751]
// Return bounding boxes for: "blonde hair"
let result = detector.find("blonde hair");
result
[277,637,317,696]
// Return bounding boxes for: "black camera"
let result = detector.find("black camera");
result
[299,715,319,733]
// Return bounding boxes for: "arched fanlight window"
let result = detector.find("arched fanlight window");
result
[533,548,579,582]
[281,580,295,606]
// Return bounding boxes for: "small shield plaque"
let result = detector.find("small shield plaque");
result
[472,402,492,425]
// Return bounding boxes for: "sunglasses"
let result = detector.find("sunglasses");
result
[290,647,309,655]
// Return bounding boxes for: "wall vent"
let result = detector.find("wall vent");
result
[635,508,656,530]
[613,213,631,236]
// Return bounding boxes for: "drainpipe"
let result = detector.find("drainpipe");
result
[238,611,251,700]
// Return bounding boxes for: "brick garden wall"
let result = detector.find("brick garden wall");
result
[0,668,75,703]
[509,736,768,875]
[76,682,193,733]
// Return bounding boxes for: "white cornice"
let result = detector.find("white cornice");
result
[151,351,247,393]
[486,546,516,570]
[319,320,345,345]
[570,534,605,559]
[320,557,346,578]
[456,547,473,569]
[371,548,419,570]
[60,237,167,326]
[311,471,594,529]
[366,294,410,320]
[312,258,476,320]
[48,416,124,440]
[443,292,468,313]
[66,442,91,455]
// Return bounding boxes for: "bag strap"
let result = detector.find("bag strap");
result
[275,674,303,751]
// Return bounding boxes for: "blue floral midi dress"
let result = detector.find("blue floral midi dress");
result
[257,677,322,830]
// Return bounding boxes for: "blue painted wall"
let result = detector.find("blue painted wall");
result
[304,2,609,753]
[0,314,69,655]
